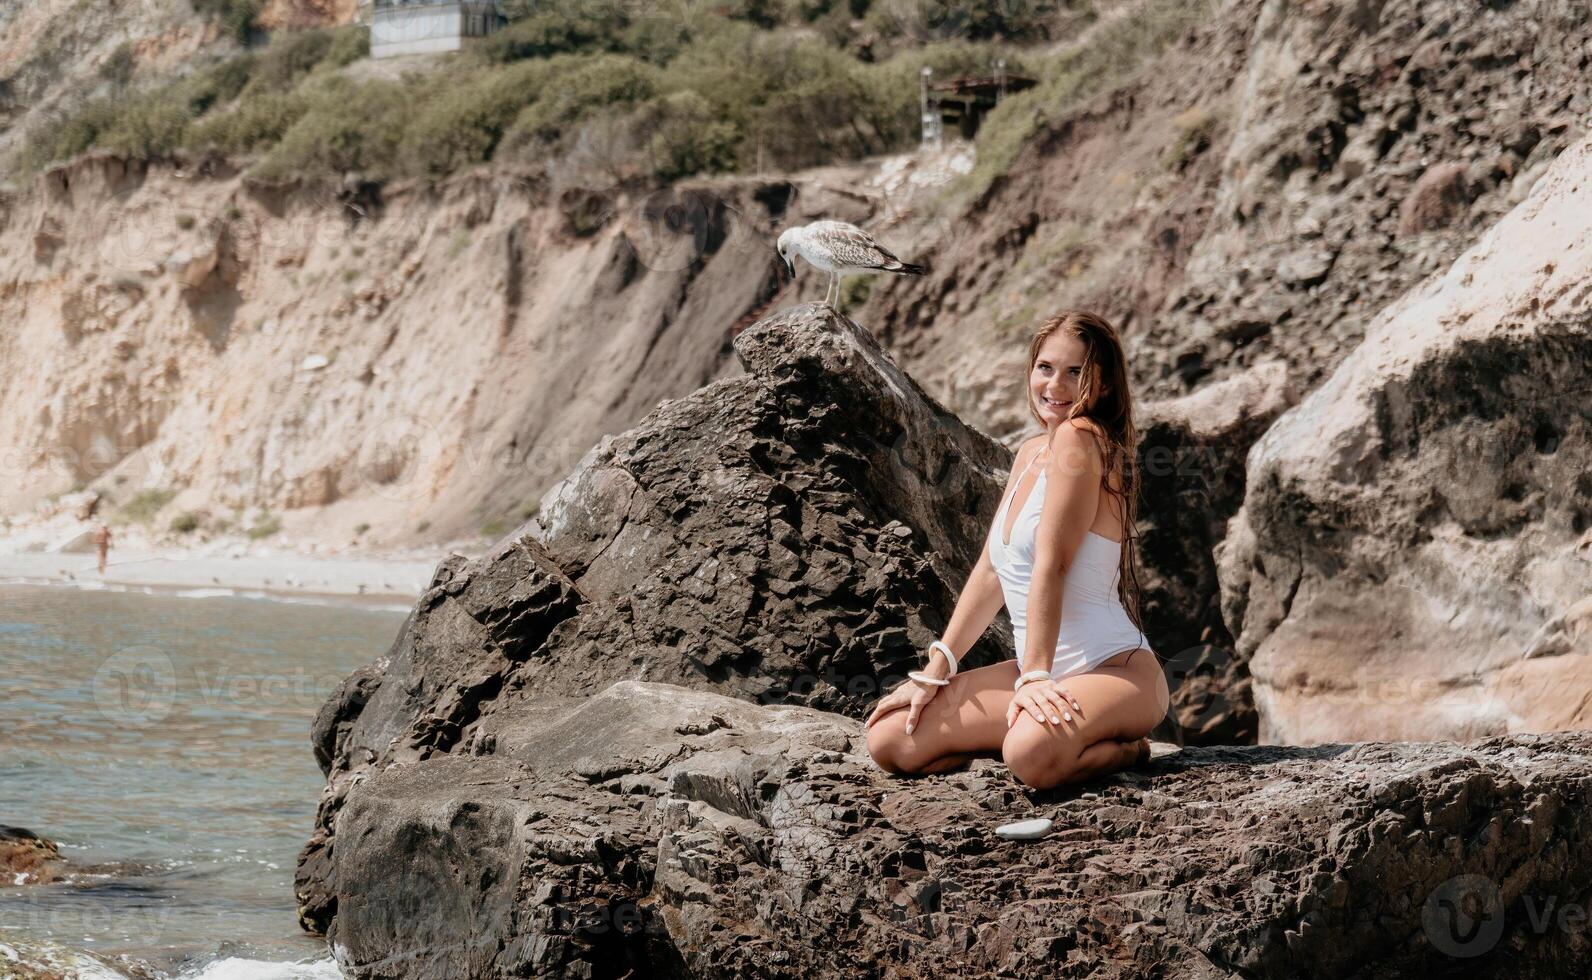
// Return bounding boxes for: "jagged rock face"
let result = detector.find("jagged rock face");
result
[312,678,1592,979]
[845,0,1590,740]
[0,826,63,885]
[297,303,1018,935]
[517,303,1014,712]
[1217,134,1592,745]
[1134,361,1296,744]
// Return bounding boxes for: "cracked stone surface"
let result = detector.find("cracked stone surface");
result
[299,302,1592,978]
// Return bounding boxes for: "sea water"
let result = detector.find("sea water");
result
[0,585,407,978]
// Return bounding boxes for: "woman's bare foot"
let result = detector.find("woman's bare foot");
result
[1128,737,1152,768]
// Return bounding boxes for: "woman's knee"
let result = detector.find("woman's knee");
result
[1001,725,1070,789]
[866,716,915,774]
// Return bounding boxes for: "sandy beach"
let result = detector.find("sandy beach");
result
[0,547,445,610]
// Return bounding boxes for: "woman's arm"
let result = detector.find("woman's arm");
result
[919,537,1007,678]
[916,442,1038,679]
[1021,421,1105,676]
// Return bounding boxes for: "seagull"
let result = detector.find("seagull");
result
[776,220,927,308]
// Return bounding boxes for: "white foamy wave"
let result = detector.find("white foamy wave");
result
[176,956,344,980]
[0,939,133,978]
[173,588,239,599]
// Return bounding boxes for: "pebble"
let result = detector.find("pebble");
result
[995,817,1053,841]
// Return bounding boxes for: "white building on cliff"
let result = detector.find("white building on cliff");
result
[360,0,506,59]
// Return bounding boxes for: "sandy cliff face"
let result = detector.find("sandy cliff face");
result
[0,157,805,544]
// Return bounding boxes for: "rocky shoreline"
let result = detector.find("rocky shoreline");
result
[295,304,1591,978]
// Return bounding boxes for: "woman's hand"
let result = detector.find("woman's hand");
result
[864,676,943,735]
[1007,678,1082,729]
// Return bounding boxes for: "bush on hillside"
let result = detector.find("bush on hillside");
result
[193,0,262,44]
[498,54,661,156]
[397,61,551,176]
[253,75,410,179]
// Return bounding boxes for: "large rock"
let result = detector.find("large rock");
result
[298,303,1019,934]
[300,302,1592,978]
[316,679,1592,979]
[0,826,63,885]
[1135,361,1297,745]
[1218,134,1592,745]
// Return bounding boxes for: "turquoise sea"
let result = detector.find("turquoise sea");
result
[0,585,406,978]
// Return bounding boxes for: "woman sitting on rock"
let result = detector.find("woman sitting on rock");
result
[866,310,1170,789]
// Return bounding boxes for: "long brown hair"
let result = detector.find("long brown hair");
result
[1023,311,1148,640]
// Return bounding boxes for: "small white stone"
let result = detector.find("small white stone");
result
[995,817,1053,841]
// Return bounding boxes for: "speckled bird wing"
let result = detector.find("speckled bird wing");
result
[808,221,905,270]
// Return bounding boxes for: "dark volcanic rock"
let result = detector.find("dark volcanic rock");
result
[1,825,64,885]
[521,301,1017,715]
[1135,362,1296,745]
[300,302,1592,978]
[314,680,1592,979]
[298,303,1019,936]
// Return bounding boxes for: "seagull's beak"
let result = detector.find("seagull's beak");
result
[779,255,795,281]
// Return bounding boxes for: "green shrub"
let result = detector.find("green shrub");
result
[639,91,740,180]
[246,512,281,539]
[186,90,312,154]
[120,488,176,524]
[240,29,335,96]
[500,54,660,154]
[485,0,627,61]
[253,76,410,179]
[353,522,370,534]
[321,25,369,70]
[193,0,261,44]
[100,43,136,88]
[397,61,550,176]
[169,511,202,534]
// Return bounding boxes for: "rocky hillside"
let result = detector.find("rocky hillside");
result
[1219,132,1592,745]
[0,152,901,549]
[296,304,1592,978]
[4,0,1588,746]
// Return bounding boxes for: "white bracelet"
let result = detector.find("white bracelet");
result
[1014,669,1051,692]
[929,640,959,678]
[908,670,949,687]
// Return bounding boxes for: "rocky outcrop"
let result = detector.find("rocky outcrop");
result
[310,677,1592,979]
[1217,133,1592,745]
[1134,361,1297,744]
[854,0,1590,733]
[1,826,63,885]
[300,302,1592,977]
[297,304,1022,936]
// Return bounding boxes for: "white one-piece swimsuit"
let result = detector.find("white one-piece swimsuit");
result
[987,445,1152,681]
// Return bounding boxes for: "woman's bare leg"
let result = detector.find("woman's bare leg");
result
[1001,648,1169,789]
[866,660,1023,775]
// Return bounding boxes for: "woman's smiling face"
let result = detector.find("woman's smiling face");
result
[1030,330,1093,426]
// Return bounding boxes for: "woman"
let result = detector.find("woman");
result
[865,311,1170,790]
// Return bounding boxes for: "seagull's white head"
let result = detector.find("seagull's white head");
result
[775,225,802,279]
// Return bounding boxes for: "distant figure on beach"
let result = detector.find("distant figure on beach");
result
[865,310,1170,790]
[93,522,112,576]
